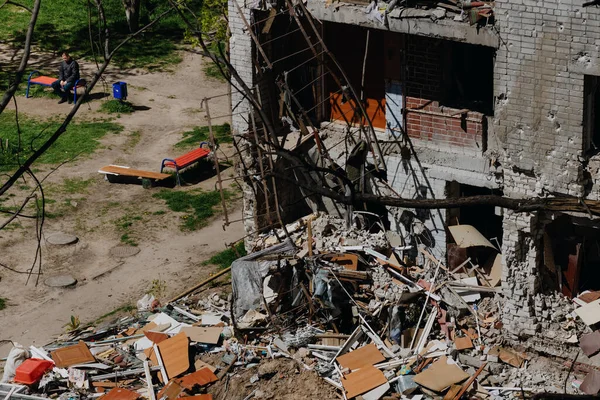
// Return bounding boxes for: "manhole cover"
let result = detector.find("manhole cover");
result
[44,274,77,288]
[46,233,78,246]
[109,246,140,258]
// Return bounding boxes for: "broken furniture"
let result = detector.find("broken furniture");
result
[98,165,171,186]
[160,142,212,186]
[26,71,87,102]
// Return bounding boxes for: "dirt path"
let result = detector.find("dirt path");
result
[0,48,244,349]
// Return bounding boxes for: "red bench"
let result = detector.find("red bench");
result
[160,142,212,186]
[26,71,86,102]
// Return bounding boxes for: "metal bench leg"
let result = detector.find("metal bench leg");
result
[26,71,39,98]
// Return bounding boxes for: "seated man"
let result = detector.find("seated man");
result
[51,51,80,104]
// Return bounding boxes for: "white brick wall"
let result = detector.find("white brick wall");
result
[494,0,600,198]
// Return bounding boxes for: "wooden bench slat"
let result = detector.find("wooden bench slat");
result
[99,165,171,180]
[30,76,56,86]
[163,148,210,169]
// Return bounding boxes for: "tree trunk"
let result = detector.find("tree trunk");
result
[123,0,141,32]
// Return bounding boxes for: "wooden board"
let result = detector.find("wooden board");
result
[336,343,385,371]
[341,365,387,399]
[99,388,139,400]
[144,331,169,344]
[181,327,222,344]
[148,332,190,382]
[99,165,171,180]
[413,356,469,392]
[177,368,218,389]
[51,341,95,368]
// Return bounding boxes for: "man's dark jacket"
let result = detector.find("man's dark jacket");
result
[59,59,80,83]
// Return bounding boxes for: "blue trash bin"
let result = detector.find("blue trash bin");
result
[112,82,127,100]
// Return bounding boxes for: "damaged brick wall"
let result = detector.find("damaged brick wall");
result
[229,2,258,241]
[404,36,485,150]
[493,0,600,197]
[501,210,543,338]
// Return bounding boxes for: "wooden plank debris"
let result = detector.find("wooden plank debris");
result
[177,368,218,390]
[341,365,387,399]
[148,332,190,382]
[51,341,95,368]
[336,343,385,371]
[413,357,469,392]
[98,165,171,181]
[99,388,139,400]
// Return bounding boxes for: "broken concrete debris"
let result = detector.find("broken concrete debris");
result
[3,214,600,399]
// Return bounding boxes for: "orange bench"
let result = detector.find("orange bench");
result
[160,142,212,186]
[26,71,86,102]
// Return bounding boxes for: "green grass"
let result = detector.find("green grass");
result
[0,112,122,170]
[62,178,94,194]
[153,188,230,231]
[203,62,227,82]
[202,241,246,270]
[175,123,231,149]
[115,213,142,246]
[100,100,135,114]
[0,297,6,310]
[0,0,193,74]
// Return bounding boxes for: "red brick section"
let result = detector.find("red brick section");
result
[404,36,484,149]
[405,97,484,149]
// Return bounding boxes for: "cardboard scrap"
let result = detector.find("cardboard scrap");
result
[498,348,525,368]
[413,356,469,392]
[181,327,222,344]
[51,341,96,368]
[486,253,502,287]
[580,331,600,357]
[579,291,600,304]
[177,368,218,389]
[341,365,387,399]
[100,388,139,400]
[448,225,495,249]
[575,299,600,326]
[454,336,474,351]
[194,359,217,373]
[580,370,600,395]
[336,343,385,371]
[148,332,190,382]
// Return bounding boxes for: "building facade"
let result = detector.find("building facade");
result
[228,0,600,348]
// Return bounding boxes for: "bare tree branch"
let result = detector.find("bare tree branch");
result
[0,0,41,114]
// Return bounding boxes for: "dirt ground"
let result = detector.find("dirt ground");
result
[0,47,244,351]
[207,358,339,400]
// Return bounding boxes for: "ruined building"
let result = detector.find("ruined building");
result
[227,0,600,351]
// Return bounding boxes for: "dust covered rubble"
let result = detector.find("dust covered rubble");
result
[2,214,600,399]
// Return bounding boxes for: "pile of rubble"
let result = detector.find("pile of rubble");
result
[3,212,600,399]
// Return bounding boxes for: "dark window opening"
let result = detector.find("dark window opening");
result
[324,22,386,129]
[441,42,495,116]
[543,215,600,298]
[583,75,600,155]
[446,182,503,273]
